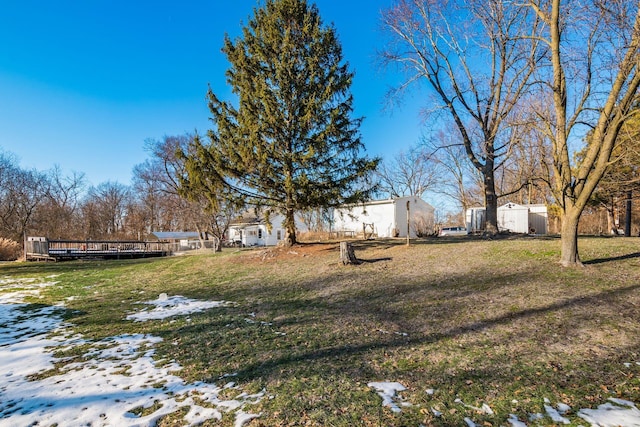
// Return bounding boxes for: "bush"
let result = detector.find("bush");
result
[0,238,21,261]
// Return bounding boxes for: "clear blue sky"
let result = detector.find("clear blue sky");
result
[0,0,425,187]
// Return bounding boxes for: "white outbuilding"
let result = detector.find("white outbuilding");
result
[466,203,548,235]
[332,196,436,238]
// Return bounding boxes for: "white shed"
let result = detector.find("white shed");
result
[466,203,548,234]
[526,204,548,235]
[332,196,436,238]
[497,202,530,233]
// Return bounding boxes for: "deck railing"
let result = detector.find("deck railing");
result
[25,238,171,261]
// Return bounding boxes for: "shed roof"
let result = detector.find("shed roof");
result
[151,231,200,240]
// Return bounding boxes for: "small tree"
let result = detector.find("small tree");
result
[184,0,378,246]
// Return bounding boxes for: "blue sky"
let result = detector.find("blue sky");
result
[0,0,425,187]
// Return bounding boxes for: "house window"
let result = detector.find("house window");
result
[258,229,263,239]
[276,230,282,240]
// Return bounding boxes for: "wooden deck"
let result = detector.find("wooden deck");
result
[26,238,171,261]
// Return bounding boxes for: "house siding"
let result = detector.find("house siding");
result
[333,197,435,238]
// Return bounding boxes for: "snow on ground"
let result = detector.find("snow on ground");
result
[367,381,640,426]
[578,398,640,427]
[0,278,262,427]
[126,292,232,321]
[367,381,411,413]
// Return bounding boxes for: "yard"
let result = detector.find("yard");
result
[1,236,640,426]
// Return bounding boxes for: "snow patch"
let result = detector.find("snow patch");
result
[368,381,410,413]
[0,279,263,426]
[126,294,232,321]
[577,398,640,427]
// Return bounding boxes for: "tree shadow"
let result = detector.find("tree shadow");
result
[228,282,640,382]
[583,252,640,265]
[356,257,393,264]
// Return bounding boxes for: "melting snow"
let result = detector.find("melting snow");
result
[507,414,528,427]
[578,398,640,427]
[0,281,262,426]
[367,382,410,413]
[455,398,494,415]
[5,277,640,426]
[126,293,231,321]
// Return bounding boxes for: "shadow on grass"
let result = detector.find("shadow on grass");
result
[357,257,393,264]
[230,282,640,381]
[583,252,640,265]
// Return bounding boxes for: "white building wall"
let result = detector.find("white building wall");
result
[468,203,548,234]
[399,196,436,238]
[334,202,396,237]
[333,197,435,238]
[497,203,530,233]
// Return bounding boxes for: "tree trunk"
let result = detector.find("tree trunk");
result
[625,190,632,237]
[482,158,499,235]
[283,207,297,247]
[340,241,358,265]
[560,208,582,267]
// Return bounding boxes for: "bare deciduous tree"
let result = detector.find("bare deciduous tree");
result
[36,166,86,238]
[81,181,131,239]
[139,134,238,251]
[528,0,640,265]
[422,128,484,213]
[375,145,440,198]
[0,151,48,242]
[381,0,543,234]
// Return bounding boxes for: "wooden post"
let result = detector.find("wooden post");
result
[406,200,410,246]
[340,241,358,265]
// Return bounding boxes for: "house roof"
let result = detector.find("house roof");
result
[151,231,200,240]
[229,213,264,226]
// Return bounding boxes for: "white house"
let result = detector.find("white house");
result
[332,196,436,238]
[466,203,548,234]
[227,213,285,247]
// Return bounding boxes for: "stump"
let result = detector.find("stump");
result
[339,241,359,265]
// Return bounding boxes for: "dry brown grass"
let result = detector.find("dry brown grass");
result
[0,237,21,261]
[6,236,640,425]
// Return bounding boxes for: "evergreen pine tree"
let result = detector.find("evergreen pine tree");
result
[184,0,379,245]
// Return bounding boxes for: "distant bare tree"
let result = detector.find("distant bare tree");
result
[137,134,238,250]
[35,166,86,238]
[494,103,554,206]
[423,128,484,213]
[81,181,131,238]
[0,151,48,241]
[376,145,440,198]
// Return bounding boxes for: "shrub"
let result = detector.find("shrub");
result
[0,238,21,261]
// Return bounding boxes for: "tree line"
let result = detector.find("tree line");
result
[0,136,226,246]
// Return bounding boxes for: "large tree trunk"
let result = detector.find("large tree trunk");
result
[560,207,582,267]
[484,162,499,235]
[283,207,297,246]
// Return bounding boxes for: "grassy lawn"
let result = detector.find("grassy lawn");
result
[2,236,640,426]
